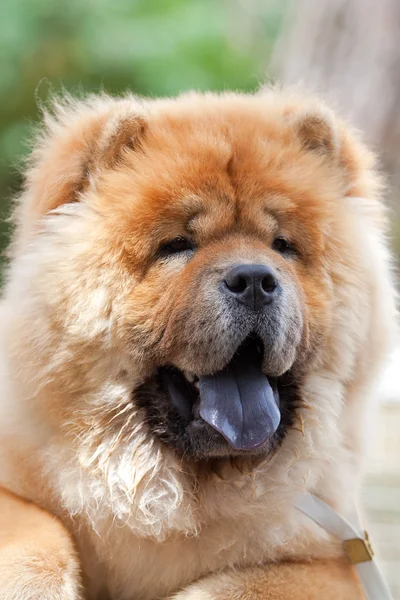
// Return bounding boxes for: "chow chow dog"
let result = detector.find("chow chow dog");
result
[0,87,396,600]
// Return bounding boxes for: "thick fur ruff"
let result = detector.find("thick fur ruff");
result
[0,87,396,600]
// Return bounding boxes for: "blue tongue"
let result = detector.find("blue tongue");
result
[199,351,281,452]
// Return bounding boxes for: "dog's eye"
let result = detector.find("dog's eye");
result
[159,236,195,256]
[272,237,296,256]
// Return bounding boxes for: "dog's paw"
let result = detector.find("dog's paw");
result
[170,572,241,600]
[0,547,83,600]
[0,488,83,600]
[171,561,365,600]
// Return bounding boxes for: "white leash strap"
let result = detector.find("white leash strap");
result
[295,493,393,600]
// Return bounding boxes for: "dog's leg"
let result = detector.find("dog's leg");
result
[0,487,83,600]
[171,560,365,600]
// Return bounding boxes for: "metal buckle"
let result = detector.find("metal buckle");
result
[343,531,374,564]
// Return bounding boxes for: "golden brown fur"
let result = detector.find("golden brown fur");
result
[0,87,396,599]
[0,488,82,600]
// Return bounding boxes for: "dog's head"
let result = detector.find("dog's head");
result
[3,89,395,538]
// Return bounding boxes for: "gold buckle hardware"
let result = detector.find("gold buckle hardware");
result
[343,531,374,564]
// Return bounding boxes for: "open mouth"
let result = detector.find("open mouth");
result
[160,335,281,453]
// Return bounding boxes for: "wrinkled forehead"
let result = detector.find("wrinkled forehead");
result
[98,105,338,255]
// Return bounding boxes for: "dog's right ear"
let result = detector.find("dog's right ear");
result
[15,96,146,244]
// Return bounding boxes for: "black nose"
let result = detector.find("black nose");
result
[222,264,278,310]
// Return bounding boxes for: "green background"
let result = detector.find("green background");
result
[0,0,287,273]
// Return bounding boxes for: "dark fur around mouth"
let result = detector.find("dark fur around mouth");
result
[136,335,302,461]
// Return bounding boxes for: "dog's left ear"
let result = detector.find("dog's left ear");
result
[294,111,340,160]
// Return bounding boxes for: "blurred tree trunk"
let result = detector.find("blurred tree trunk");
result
[270,0,400,194]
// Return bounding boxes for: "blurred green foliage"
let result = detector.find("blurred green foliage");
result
[0,0,286,269]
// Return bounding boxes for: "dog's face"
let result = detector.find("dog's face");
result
[120,151,323,460]
[6,91,391,478]
[131,191,308,459]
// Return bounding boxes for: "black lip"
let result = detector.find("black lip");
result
[228,333,265,370]
[160,367,197,421]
